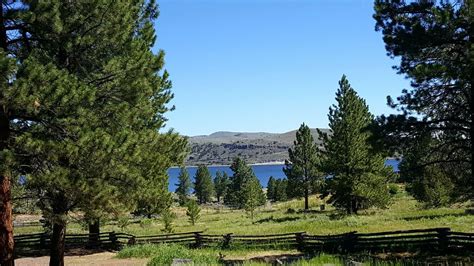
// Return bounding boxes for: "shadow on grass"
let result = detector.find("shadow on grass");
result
[327,211,349,220]
[255,216,301,224]
[15,247,117,259]
[222,251,474,265]
[296,209,327,214]
[402,212,469,222]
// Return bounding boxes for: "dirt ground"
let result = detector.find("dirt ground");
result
[15,252,149,266]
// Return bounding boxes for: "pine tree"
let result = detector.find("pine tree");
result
[176,167,191,205]
[274,179,288,202]
[243,177,266,222]
[214,171,229,203]
[225,157,265,209]
[374,0,473,198]
[186,200,201,226]
[225,157,253,208]
[284,123,323,210]
[161,208,177,234]
[1,4,24,262]
[399,133,456,207]
[194,165,214,204]
[266,176,276,201]
[1,2,187,264]
[319,76,391,214]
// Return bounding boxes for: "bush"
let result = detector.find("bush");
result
[409,165,454,208]
[139,218,154,228]
[161,209,177,233]
[388,183,399,196]
[117,217,131,231]
[186,200,201,226]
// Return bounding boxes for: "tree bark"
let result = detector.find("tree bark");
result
[304,188,309,211]
[49,221,66,266]
[49,194,68,266]
[0,173,14,266]
[470,81,473,197]
[351,198,358,215]
[0,4,15,265]
[88,218,100,248]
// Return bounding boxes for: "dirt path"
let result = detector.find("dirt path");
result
[15,252,148,266]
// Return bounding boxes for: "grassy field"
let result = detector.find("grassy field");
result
[117,243,411,265]
[14,188,474,236]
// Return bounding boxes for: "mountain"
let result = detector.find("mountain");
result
[186,128,329,165]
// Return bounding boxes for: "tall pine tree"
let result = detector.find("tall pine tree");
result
[266,176,276,201]
[274,179,288,202]
[176,167,191,205]
[319,76,391,214]
[373,0,473,198]
[284,123,323,210]
[194,165,214,204]
[225,157,265,209]
[214,171,229,203]
[1,1,187,264]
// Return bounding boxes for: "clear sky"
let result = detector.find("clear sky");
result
[153,0,410,137]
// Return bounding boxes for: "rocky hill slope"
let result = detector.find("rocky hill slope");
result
[186,128,329,165]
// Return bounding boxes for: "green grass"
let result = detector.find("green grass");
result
[13,188,474,265]
[113,193,472,236]
[14,188,474,237]
[117,244,219,265]
[117,244,414,265]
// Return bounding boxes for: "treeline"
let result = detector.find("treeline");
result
[178,63,472,217]
[175,157,266,221]
[176,75,393,216]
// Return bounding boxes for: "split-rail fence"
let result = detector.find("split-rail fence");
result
[14,227,474,257]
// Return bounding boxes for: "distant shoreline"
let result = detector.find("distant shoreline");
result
[169,161,285,168]
[170,158,399,169]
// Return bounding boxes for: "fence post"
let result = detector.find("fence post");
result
[194,232,203,248]
[343,231,357,253]
[109,231,118,249]
[127,236,136,246]
[437,228,450,253]
[39,233,47,250]
[222,233,233,249]
[295,232,306,252]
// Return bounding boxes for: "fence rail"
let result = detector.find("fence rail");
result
[14,227,474,257]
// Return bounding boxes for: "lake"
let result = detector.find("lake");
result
[167,159,400,191]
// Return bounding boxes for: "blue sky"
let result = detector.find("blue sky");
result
[153,0,410,136]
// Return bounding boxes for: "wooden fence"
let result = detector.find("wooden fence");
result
[14,228,474,257]
[14,231,130,257]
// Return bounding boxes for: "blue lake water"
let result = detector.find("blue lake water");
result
[167,159,400,191]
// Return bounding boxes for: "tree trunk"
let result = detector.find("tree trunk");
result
[470,91,474,197]
[351,198,358,215]
[88,218,100,248]
[49,194,68,266]
[0,173,14,266]
[49,221,66,266]
[0,108,14,265]
[1,5,14,263]
[304,188,309,211]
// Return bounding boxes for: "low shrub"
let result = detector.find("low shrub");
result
[388,183,399,196]
[139,218,154,228]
